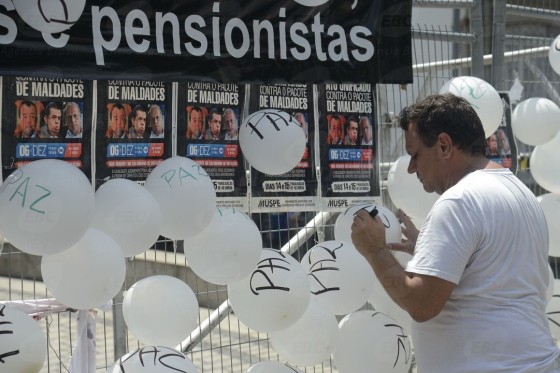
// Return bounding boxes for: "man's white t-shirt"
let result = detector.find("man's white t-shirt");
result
[406,168,559,373]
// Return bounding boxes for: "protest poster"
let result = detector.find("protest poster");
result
[1,76,93,180]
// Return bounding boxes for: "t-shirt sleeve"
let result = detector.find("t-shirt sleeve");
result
[405,196,481,284]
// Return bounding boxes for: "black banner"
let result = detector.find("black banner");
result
[0,0,412,84]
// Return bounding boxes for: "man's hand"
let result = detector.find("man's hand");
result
[351,209,387,260]
[388,209,419,255]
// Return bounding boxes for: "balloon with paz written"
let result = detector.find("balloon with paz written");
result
[549,34,560,76]
[511,98,560,146]
[106,346,198,373]
[440,76,503,138]
[334,310,412,373]
[530,133,560,194]
[184,208,262,285]
[93,178,163,257]
[0,304,47,373]
[144,156,216,240]
[269,298,339,366]
[123,275,199,348]
[387,154,439,222]
[228,248,310,333]
[41,228,126,310]
[334,203,402,244]
[537,193,560,257]
[239,109,306,175]
[301,240,375,315]
[0,159,94,256]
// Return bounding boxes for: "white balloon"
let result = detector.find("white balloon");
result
[387,155,440,222]
[246,361,303,373]
[144,156,216,240]
[228,249,310,333]
[301,241,375,316]
[41,228,126,310]
[239,109,306,175]
[440,76,503,138]
[537,193,560,257]
[530,134,560,194]
[546,265,555,306]
[0,159,94,256]
[334,203,402,244]
[546,279,560,341]
[270,298,338,366]
[106,346,198,372]
[123,276,199,347]
[184,208,262,285]
[549,35,560,76]
[511,98,560,146]
[334,310,412,373]
[0,305,46,373]
[13,0,86,34]
[369,253,413,336]
[93,178,163,257]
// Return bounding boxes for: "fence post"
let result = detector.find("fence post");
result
[492,0,507,90]
[470,0,485,78]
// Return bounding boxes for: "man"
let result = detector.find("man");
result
[327,115,342,145]
[187,106,203,139]
[223,108,238,141]
[497,128,511,156]
[128,105,147,139]
[344,116,358,145]
[485,133,499,156]
[351,93,560,373]
[40,102,62,138]
[106,103,127,138]
[14,100,38,138]
[149,104,164,139]
[64,102,82,138]
[205,108,222,141]
[360,116,373,145]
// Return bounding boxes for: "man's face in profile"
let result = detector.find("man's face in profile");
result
[189,109,203,138]
[20,103,37,138]
[348,120,358,144]
[330,118,342,143]
[224,110,236,136]
[361,118,372,143]
[150,107,163,135]
[133,110,147,136]
[45,108,61,136]
[210,113,222,139]
[111,107,126,137]
[66,104,82,136]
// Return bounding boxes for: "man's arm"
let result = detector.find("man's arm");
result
[351,209,454,322]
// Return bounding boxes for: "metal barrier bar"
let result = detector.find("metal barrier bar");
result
[412,45,550,72]
[506,4,560,23]
[413,0,475,8]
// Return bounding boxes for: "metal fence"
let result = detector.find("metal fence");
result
[1,0,560,372]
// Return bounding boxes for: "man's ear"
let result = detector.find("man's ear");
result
[437,132,453,159]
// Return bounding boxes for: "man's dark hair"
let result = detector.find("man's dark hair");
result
[399,93,486,155]
[131,104,147,119]
[44,101,62,118]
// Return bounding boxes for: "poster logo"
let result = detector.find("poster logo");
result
[13,0,86,34]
